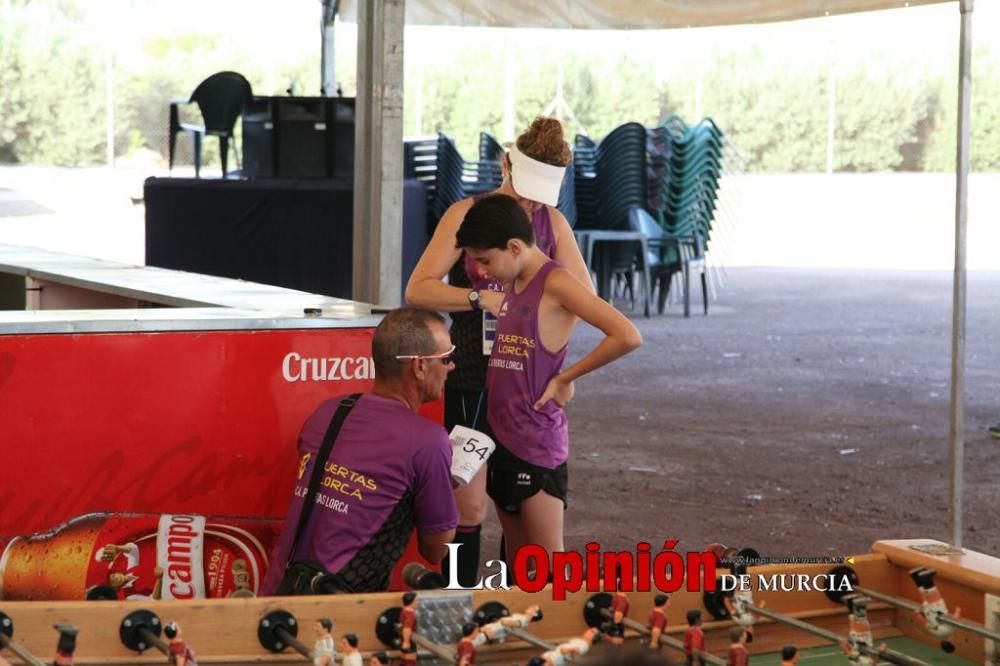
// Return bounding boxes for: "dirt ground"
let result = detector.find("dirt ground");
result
[478,267,1000,568]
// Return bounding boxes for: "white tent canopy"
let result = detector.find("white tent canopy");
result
[338,0,949,29]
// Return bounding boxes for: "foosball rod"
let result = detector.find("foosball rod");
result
[852,585,1000,644]
[597,607,726,666]
[506,626,555,650]
[747,603,931,666]
[271,625,311,660]
[0,632,46,666]
[393,623,456,662]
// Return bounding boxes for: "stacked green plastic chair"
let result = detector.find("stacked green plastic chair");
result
[572,122,650,304]
[640,114,746,314]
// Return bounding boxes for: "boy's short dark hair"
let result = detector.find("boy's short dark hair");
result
[461,622,478,637]
[782,646,799,660]
[654,594,669,606]
[402,591,417,605]
[343,633,359,648]
[686,609,702,626]
[372,651,391,664]
[456,194,535,250]
[318,618,333,632]
[729,626,745,643]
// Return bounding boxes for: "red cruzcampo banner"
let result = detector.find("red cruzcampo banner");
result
[0,328,376,531]
[0,326,443,597]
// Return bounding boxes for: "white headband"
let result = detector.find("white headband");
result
[509,143,567,207]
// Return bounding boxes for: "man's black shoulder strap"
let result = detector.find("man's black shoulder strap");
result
[285,393,362,567]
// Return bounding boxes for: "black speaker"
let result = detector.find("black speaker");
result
[242,98,274,179]
[329,98,355,181]
[276,98,329,178]
[241,96,356,180]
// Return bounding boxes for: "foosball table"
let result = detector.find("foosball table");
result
[1,540,997,666]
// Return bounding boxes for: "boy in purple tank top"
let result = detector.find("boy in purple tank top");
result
[456,194,642,559]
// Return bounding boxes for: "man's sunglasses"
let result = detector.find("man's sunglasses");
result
[395,344,456,365]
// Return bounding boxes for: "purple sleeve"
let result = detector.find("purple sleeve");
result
[411,431,458,534]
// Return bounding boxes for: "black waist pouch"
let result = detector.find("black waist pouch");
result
[277,560,355,596]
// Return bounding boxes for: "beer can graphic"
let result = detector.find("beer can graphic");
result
[0,512,281,600]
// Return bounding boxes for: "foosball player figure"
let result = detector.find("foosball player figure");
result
[723,584,758,643]
[340,633,362,666]
[839,595,886,666]
[683,610,705,666]
[457,623,480,666]
[164,622,197,666]
[313,618,335,666]
[909,567,959,653]
[400,591,419,666]
[608,588,630,645]
[647,594,670,650]
[727,627,749,666]
[780,645,799,666]
[53,624,79,666]
[480,605,543,643]
[535,627,602,666]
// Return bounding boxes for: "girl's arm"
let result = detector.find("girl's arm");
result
[534,270,642,410]
[549,208,596,294]
[405,198,504,314]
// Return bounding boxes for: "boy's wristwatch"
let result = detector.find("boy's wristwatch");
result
[468,289,482,311]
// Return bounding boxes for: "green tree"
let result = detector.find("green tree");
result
[923,45,1000,172]
[0,3,106,165]
[700,48,827,172]
[833,60,934,172]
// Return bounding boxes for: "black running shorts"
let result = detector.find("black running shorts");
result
[486,441,568,512]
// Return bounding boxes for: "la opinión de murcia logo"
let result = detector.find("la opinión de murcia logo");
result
[719,573,854,593]
[444,541,718,600]
[281,352,375,382]
[443,543,857,599]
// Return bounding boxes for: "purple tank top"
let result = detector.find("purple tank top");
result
[447,203,558,391]
[486,260,569,468]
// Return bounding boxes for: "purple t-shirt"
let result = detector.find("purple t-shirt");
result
[261,393,457,594]
[486,261,569,468]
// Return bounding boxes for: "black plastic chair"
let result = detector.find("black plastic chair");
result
[169,71,253,179]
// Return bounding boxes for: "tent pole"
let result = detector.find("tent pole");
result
[320,0,339,96]
[948,0,973,549]
[353,0,406,306]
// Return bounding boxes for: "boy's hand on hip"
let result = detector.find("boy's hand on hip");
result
[534,376,574,410]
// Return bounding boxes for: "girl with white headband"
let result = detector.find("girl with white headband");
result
[406,118,594,585]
